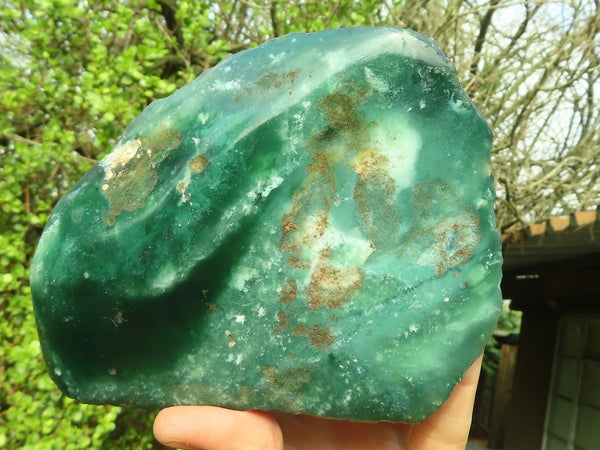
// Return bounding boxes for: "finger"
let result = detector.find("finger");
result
[409,354,483,450]
[154,406,283,450]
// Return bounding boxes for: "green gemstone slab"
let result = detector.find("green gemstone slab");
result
[30,27,502,423]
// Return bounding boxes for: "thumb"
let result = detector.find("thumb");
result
[410,354,483,449]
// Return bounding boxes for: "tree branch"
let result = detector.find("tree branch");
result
[155,0,185,49]
[270,1,282,37]
[470,0,500,77]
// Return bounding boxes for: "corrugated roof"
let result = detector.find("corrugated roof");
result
[502,207,600,273]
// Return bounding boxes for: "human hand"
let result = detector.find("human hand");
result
[153,355,482,449]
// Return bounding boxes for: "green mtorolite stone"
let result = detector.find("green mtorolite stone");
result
[31,27,502,422]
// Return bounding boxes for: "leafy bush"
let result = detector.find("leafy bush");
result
[482,301,522,375]
[0,1,188,447]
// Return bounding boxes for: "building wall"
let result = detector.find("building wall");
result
[542,316,600,449]
[504,309,558,450]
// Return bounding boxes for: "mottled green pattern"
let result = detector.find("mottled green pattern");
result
[31,27,502,422]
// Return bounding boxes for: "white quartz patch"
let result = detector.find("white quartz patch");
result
[364,67,389,92]
[231,265,259,291]
[151,264,179,293]
[247,175,284,200]
[235,315,246,324]
[213,79,241,92]
[367,116,421,192]
[99,139,142,181]
[298,213,374,266]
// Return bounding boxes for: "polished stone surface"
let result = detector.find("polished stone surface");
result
[31,26,502,422]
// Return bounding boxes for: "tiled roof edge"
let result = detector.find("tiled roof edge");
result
[502,206,599,244]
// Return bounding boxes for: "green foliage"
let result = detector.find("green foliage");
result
[482,301,522,375]
[0,1,199,447]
